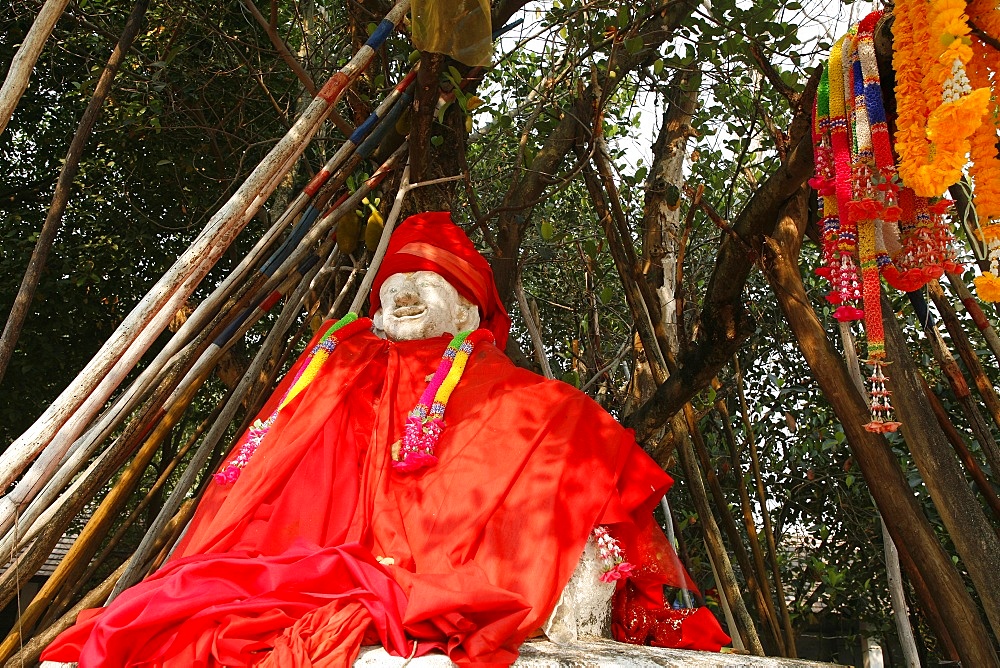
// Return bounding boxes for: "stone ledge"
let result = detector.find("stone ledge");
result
[355,638,842,667]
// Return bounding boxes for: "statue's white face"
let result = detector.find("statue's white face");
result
[374,271,480,341]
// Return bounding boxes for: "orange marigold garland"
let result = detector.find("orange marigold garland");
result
[967,34,1000,301]
[892,0,990,198]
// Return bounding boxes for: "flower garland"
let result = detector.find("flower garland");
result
[967,0,1000,42]
[828,34,865,322]
[967,33,1000,301]
[893,0,990,198]
[214,313,370,485]
[593,526,635,583]
[393,328,495,472]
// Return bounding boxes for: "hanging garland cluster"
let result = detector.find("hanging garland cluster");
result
[810,4,1000,429]
[894,0,1000,301]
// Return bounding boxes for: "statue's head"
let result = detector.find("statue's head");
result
[370,212,509,347]
[374,271,480,341]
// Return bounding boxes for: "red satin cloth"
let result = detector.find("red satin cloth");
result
[44,327,693,667]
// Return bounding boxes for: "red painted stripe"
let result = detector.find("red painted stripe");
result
[963,297,991,331]
[318,72,350,103]
[304,168,332,197]
[396,70,417,92]
[261,291,282,311]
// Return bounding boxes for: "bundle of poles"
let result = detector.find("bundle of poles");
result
[0,1,494,662]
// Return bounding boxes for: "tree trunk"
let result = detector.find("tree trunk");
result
[644,68,700,359]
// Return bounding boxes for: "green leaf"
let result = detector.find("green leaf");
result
[599,285,613,305]
[652,58,664,75]
[430,135,444,147]
[624,36,644,55]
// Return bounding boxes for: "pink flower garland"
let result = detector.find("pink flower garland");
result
[593,526,635,583]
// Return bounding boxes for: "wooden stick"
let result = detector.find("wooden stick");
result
[672,412,764,655]
[920,375,1000,523]
[110,252,329,598]
[731,357,797,657]
[711,388,789,656]
[683,403,780,654]
[515,278,554,379]
[0,0,149,385]
[349,164,410,314]
[4,501,195,668]
[0,0,410,499]
[928,280,1000,434]
[946,271,1000,362]
[0,0,71,137]
[922,319,1000,481]
[0,373,206,662]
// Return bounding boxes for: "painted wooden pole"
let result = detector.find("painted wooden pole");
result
[0,0,410,497]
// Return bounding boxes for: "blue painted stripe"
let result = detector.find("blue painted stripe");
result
[357,93,410,158]
[350,112,380,144]
[215,307,251,346]
[261,205,320,276]
[297,253,320,275]
[366,19,394,49]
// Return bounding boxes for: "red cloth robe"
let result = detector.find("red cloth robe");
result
[43,324,691,667]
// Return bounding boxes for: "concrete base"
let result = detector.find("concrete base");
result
[356,638,842,667]
[44,638,843,668]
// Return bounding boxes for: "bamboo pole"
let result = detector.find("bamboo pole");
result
[672,412,764,655]
[4,501,195,668]
[515,278,554,379]
[683,403,781,654]
[946,271,1000,362]
[0,372,207,662]
[921,374,1000,522]
[42,407,216,629]
[0,0,71,137]
[711,391,789,656]
[922,318,1000,479]
[732,357,797,657]
[0,0,410,499]
[928,279,1000,434]
[0,0,150,385]
[0,47,411,544]
[110,249,331,597]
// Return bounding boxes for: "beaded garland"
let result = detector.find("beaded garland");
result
[214,313,370,485]
[828,34,865,322]
[393,328,495,472]
[214,317,495,484]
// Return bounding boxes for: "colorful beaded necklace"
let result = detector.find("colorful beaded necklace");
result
[215,317,494,484]
[394,328,494,471]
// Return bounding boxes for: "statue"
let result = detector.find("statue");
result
[41,212,725,667]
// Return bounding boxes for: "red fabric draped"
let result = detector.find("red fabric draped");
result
[44,327,694,667]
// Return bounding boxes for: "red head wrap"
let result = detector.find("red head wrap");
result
[370,212,511,349]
